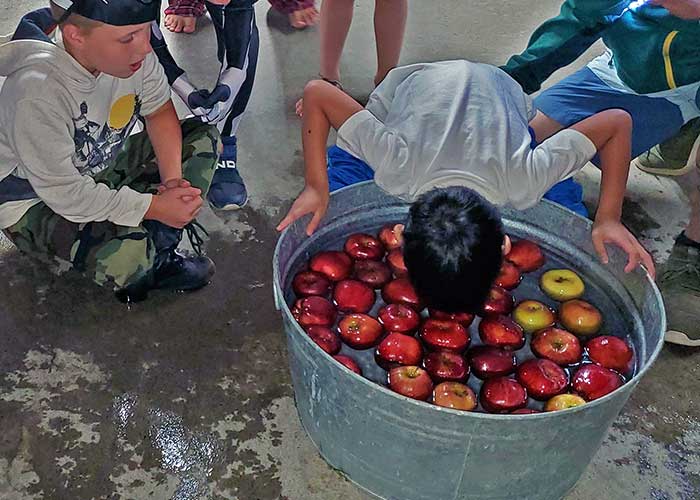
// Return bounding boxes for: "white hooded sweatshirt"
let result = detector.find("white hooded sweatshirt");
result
[0,8,170,229]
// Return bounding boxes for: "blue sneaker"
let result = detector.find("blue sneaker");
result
[207,136,248,210]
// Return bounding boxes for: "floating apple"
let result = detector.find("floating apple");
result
[540,269,585,301]
[386,248,409,278]
[467,346,517,379]
[422,351,470,383]
[334,354,363,375]
[292,296,336,328]
[305,326,341,355]
[382,278,422,310]
[544,393,586,412]
[378,303,421,333]
[559,299,603,336]
[419,319,471,352]
[378,223,404,251]
[506,239,545,272]
[375,332,423,369]
[516,358,569,401]
[572,364,623,401]
[531,327,583,366]
[433,382,477,411]
[344,233,385,261]
[353,260,392,289]
[338,313,383,349]
[333,279,375,313]
[479,377,528,413]
[388,366,434,400]
[292,270,332,297]
[511,408,541,414]
[478,315,525,350]
[481,286,515,316]
[587,336,634,374]
[429,309,475,328]
[513,300,556,334]
[495,260,522,290]
[310,251,353,281]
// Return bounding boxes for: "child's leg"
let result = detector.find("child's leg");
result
[4,203,154,290]
[373,0,407,86]
[319,0,355,83]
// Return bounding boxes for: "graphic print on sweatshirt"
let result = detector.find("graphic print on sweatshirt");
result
[72,93,143,176]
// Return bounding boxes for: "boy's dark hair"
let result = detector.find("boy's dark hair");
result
[403,187,504,313]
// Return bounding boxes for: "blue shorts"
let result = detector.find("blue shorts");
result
[534,67,686,162]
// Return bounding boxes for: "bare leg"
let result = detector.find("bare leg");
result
[373,0,407,86]
[319,0,355,82]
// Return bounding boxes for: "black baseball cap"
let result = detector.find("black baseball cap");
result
[52,0,160,26]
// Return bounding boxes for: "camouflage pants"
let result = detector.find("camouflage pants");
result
[4,119,220,289]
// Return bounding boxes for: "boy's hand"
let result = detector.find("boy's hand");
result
[146,186,203,228]
[276,185,329,236]
[591,218,656,278]
[157,178,198,202]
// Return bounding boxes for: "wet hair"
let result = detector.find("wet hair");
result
[403,186,504,313]
[50,1,100,31]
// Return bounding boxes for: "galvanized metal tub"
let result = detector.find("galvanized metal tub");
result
[273,181,665,500]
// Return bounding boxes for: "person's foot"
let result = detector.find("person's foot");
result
[658,232,700,347]
[164,13,198,33]
[152,250,215,291]
[289,7,320,29]
[207,136,248,210]
[634,118,700,176]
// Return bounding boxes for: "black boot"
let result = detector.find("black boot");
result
[115,221,215,303]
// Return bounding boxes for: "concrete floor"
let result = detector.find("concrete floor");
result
[0,1,698,499]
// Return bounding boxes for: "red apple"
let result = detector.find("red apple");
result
[423,351,470,383]
[292,270,332,297]
[478,315,525,350]
[344,233,385,261]
[531,327,583,366]
[338,314,383,350]
[375,332,423,369]
[310,251,353,281]
[587,336,634,374]
[429,309,475,328]
[506,239,545,272]
[467,346,517,379]
[572,364,624,401]
[333,279,375,313]
[480,286,515,316]
[433,382,477,411]
[479,377,528,413]
[378,303,421,334]
[559,299,603,336]
[305,326,341,355]
[516,358,569,401]
[378,223,404,251]
[388,366,434,400]
[512,300,556,334]
[353,260,392,289]
[292,296,336,328]
[382,278,422,310]
[511,408,541,414]
[386,249,409,278]
[419,319,471,352]
[494,260,522,290]
[334,354,363,375]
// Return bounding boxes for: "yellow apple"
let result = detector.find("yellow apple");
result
[512,300,556,334]
[544,393,586,412]
[540,269,585,301]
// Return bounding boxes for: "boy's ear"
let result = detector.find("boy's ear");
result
[502,235,512,256]
[61,23,88,46]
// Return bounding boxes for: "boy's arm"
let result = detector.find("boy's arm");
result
[144,100,183,185]
[501,0,626,94]
[277,80,363,236]
[567,109,656,277]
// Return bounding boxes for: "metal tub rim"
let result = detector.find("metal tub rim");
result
[272,181,667,421]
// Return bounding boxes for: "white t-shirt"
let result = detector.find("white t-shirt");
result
[337,60,597,210]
